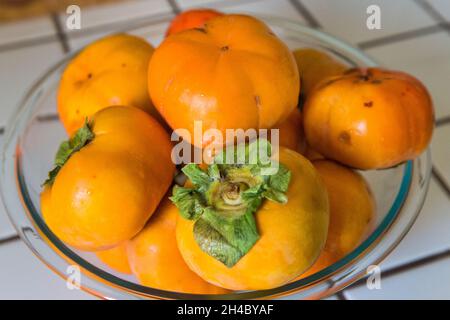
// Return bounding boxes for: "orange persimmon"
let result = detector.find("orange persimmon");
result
[293,48,346,100]
[96,243,132,274]
[166,9,223,36]
[175,145,329,290]
[58,34,161,135]
[303,68,434,169]
[127,198,228,294]
[300,160,374,278]
[277,108,305,154]
[149,14,300,148]
[41,106,175,251]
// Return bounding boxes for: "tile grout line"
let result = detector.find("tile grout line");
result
[286,0,445,52]
[358,24,444,50]
[0,34,60,54]
[432,119,450,196]
[432,166,450,197]
[0,1,444,54]
[436,116,450,127]
[167,0,181,14]
[0,235,20,246]
[0,12,174,53]
[414,0,449,24]
[36,114,59,122]
[64,12,175,41]
[413,0,450,37]
[176,0,264,10]
[289,0,321,28]
[50,12,71,53]
[343,168,450,294]
[349,248,450,290]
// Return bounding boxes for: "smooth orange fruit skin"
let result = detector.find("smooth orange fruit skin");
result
[42,106,175,251]
[304,68,434,169]
[293,48,346,99]
[300,160,374,278]
[277,108,305,154]
[96,243,132,274]
[149,14,300,148]
[40,186,68,255]
[127,198,228,294]
[176,148,329,290]
[166,9,223,36]
[58,34,160,136]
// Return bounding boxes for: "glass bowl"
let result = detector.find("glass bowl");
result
[0,16,431,299]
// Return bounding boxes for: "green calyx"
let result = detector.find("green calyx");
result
[43,120,95,186]
[170,139,291,268]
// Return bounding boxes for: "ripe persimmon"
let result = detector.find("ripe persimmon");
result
[58,34,161,135]
[174,142,329,290]
[96,244,132,274]
[149,14,300,148]
[293,48,346,101]
[127,198,228,294]
[42,106,174,251]
[166,9,223,36]
[277,108,305,154]
[300,160,374,278]
[304,68,434,169]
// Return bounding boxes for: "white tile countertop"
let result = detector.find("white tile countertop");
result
[0,0,449,299]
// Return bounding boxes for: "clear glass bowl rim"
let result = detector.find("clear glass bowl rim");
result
[0,15,431,299]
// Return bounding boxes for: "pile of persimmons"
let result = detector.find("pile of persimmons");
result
[40,9,434,294]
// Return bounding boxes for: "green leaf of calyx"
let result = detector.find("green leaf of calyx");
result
[214,138,272,172]
[262,163,291,203]
[268,164,291,192]
[194,211,259,268]
[169,185,206,220]
[247,138,272,167]
[207,164,221,181]
[43,120,94,186]
[182,163,212,192]
[262,189,288,204]
[170,138,292,268]
[193,219,243,268]
[242,184,264,212]
[201,208,259,251]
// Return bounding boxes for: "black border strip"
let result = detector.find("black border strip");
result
[335,291,347,300]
